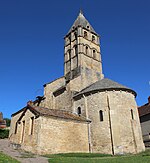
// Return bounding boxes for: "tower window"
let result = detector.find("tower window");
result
[68,50,71,60]
[131,109,134,120]
[74,45,77,56]
[77,107,81,116]
[85,46,88,55]
[87,25,89,29]
[99,110,103,121]
[74,32,77,39]
[92,35,95,42]
[93,50,96,59]
[84,31,88,38]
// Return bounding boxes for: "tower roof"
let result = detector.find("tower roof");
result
[67,11,97,34]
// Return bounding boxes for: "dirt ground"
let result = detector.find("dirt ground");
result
[0,139,48,163]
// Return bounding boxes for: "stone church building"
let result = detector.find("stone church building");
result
[10,11,145,155]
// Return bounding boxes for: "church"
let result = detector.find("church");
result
[9,11,145,155]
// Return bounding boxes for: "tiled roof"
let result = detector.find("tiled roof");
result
[17,101,90,122]
[74,78,136,98]
[138,103,150,117]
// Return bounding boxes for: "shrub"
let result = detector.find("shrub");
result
[0,129,9,139]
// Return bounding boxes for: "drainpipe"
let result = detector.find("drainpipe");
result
[107,95,115,155]
[83,94,92,153]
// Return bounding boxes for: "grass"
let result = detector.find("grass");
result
[0,152,20,163]
[46,149,150,163]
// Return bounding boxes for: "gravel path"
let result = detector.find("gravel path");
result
[0,139,48,163]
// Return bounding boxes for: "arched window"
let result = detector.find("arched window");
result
[92,35,95,42]
[85,46,88,55]
[68,36,71,43]
[74,45,77,56]
[99,110,103,121]
[93,50,96,59]
[77,107,81,116]
[74,32,77,39]
[131,109,134,120]
[68,50,71,60]
[84,31,87,38]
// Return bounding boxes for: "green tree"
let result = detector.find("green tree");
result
[4,118,11,127]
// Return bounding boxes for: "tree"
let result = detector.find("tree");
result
[4,118,11,127]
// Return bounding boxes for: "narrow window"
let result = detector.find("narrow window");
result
[92,35,95,42]
[74,45,77,56]
[77,107,81,116]
[14,122,18,134]
[86,46,88,55]
[74,32,77,39]
[84,31,87,38]
[131,109,134,120]
[93,50,96,59]
[68,36,71,43]
[30,117,34,135]
[68,50,71,60]
[99,110,103,121]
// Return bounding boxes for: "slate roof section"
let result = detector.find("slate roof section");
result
[17,101,90,123]
[138,98,150,117]
[74,78,136,98]
[68,11,97,34]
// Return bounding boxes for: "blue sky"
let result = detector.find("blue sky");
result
[0,0,149,118]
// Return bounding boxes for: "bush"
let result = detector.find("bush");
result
[0,129,9,139]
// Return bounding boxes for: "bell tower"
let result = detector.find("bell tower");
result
[64,11,104,91]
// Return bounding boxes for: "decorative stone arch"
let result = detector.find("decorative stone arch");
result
[66,49,71,60]
[92,35,96,43]
[84,44,91,56]
[92,48,97,60]
[83,31,88,39]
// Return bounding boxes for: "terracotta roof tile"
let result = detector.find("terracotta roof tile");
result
[138,103,150,117]
[26,101,90,122]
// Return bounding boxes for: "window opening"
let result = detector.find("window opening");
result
[93,50,96,59]
[86,46,88,54]
[99,110,103,121]
[77,107,81,116]
[92,35,95,42]
[131,109,134,120]
[74,32,77,39]
[74,45,77,56]
[84,31,87,38]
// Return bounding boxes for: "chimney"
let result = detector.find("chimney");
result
[148,96,150,104]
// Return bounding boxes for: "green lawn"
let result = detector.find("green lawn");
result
[0,152,20,163]
[46,150,150,163]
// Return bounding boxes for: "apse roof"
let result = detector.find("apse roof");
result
[67,11,97,34]
[74,78,136,97]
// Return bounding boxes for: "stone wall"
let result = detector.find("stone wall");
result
[43,77,65,109]
[10,110,40,154]
[37,116,89,154]
[73,90,145,154]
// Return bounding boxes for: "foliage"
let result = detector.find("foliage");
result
[0,152,20,163]
[4,118,11,127]
[46,151,150,163]
[0,129,9,139]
